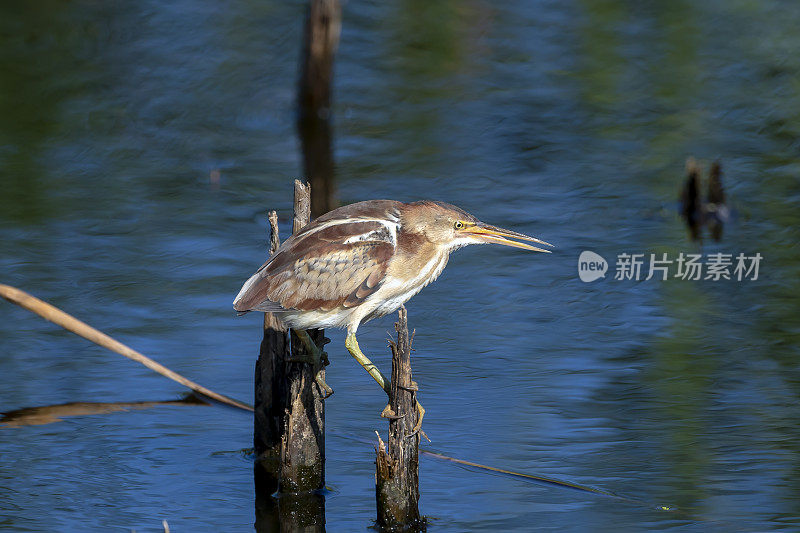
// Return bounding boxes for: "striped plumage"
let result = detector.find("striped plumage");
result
[235,201,449,331]
[234,199,550,334]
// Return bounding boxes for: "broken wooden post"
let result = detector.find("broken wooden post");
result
[254,210,289,474]
[253,182,326,532]
[375,306,424,530]
[280,179,327,495]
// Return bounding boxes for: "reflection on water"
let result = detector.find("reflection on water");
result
[254,466,326,533]
[680,158,728,242]
[2,0,800,531]
[1,394,207,428]
[296,0,340,218]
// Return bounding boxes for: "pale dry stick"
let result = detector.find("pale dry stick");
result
[0,284,253,412]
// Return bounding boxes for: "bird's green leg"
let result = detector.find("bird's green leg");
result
[344,332,390,394]
[292,329,333,398]
[345,332,425,437]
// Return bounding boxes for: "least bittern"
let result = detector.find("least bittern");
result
[234,200,551,434]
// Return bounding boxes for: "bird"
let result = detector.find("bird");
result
[233,199,552,434]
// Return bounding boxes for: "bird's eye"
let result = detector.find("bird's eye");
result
[454,221,464,230]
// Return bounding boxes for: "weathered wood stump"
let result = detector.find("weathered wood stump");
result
[254,210,289,473]
[253,182,326,532]
[375,306,425,530]
[279,180,327,495]
[254,183,326,492]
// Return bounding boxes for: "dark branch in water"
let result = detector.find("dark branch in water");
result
[1,393,208,428]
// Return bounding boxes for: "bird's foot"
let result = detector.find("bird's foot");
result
[393,381,424,437]
[380,400,428,442]
[290,330,334,398]
[398,380,419,392]
[409,400,428,441]
[380,403,403,420]
[293,330,330,362]
[286,353,332,396]
[316,375,334,398]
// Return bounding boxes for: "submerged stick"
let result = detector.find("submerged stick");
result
[0,284,253,412]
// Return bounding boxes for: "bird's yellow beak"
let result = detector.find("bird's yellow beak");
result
[465,223,553,253]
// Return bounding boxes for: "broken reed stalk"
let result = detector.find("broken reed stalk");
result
[253,180,326,498]
[0,284,252,412]
[375,306,424,530]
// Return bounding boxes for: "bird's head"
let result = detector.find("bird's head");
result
[403,201,553,253]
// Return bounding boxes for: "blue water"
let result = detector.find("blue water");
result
[2,1,800,531]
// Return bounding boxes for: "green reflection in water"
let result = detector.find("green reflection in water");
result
[573,0,626,110]
[0,2,74,223]
[648,278,715,515]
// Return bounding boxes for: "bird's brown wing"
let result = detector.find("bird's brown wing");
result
[234,220,395,313]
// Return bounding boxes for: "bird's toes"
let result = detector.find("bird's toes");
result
[380,404,404,420]
[315,375,334,398]
[407,429,430,443]
[398,380,419,392]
